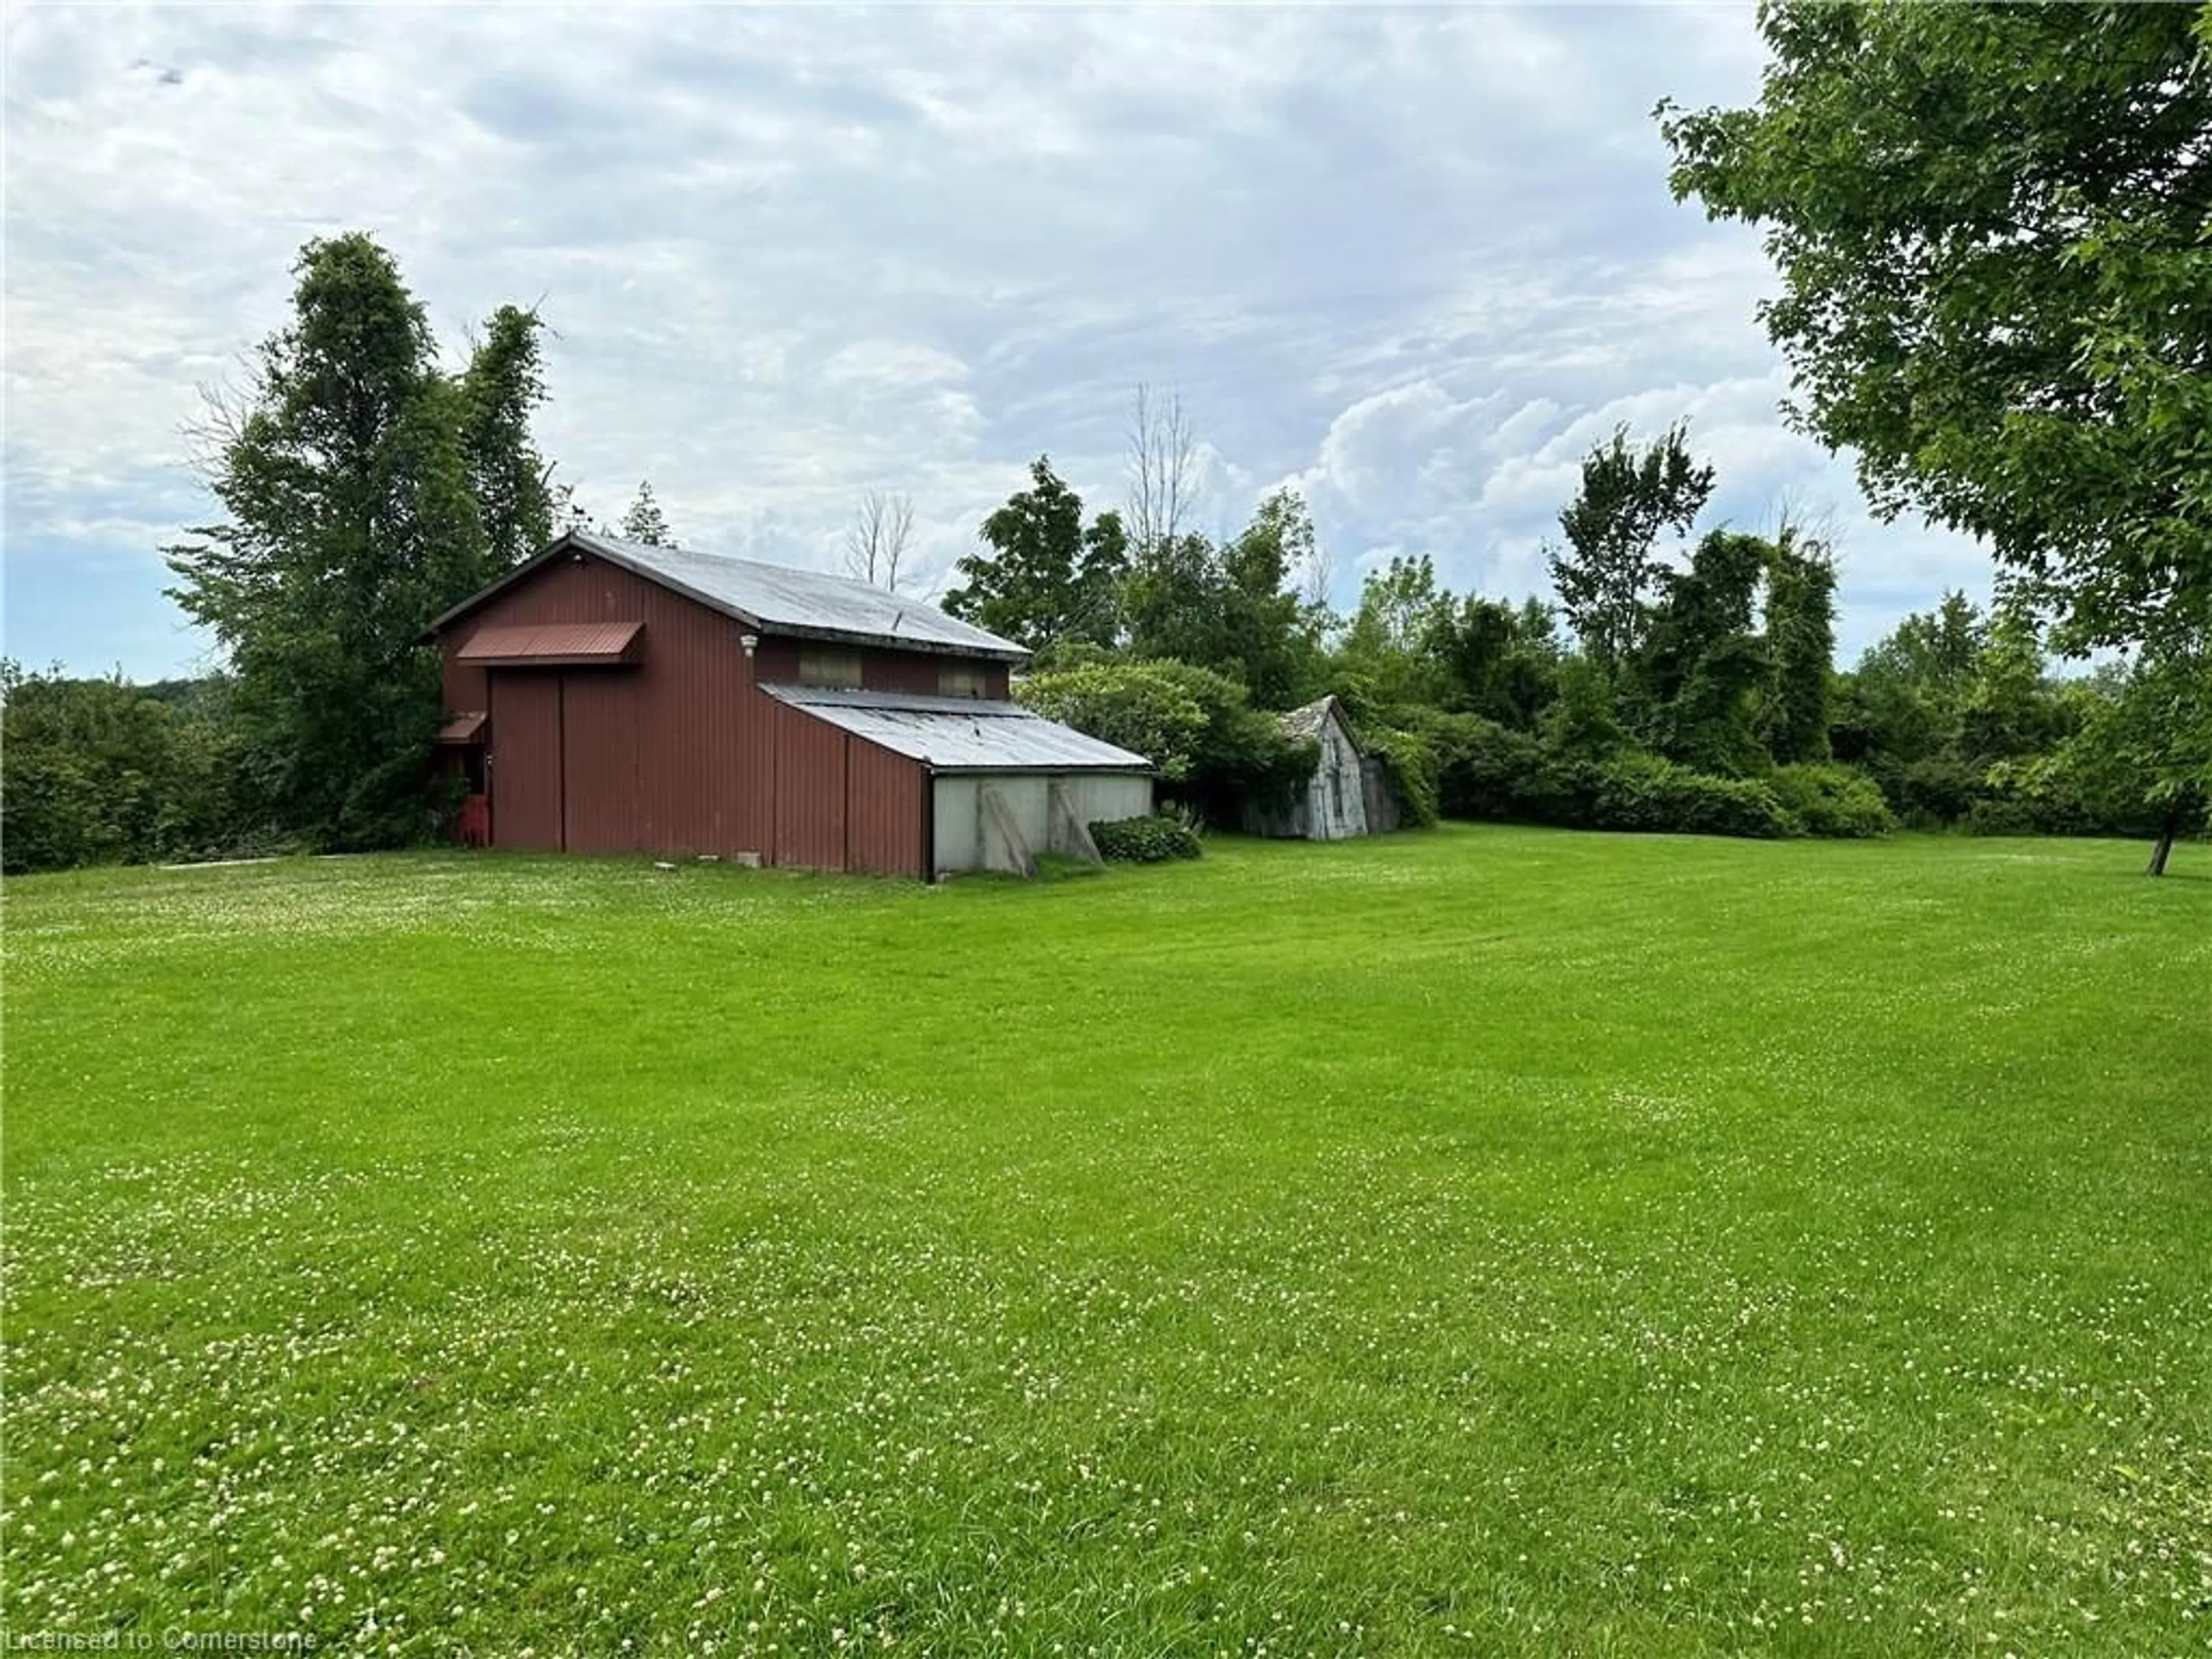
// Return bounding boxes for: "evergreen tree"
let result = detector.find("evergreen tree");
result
[621,481,672,546]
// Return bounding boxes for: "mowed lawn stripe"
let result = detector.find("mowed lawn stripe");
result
[5,828,2207,1656]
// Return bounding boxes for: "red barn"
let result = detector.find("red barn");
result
[428,531,1153,877]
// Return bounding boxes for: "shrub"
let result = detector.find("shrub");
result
[1363,704,1808,841]
[1766,763,1896,838]
[1385,710,1598,827]
[1961,793,2045,837]
[1089,814,1203,863]
[1469,725,1597,825]
[1020,659,1314,827]
[1877,753,1982,827]
[1589,752,1797,839]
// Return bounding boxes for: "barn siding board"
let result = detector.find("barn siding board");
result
[561,673,642,853]
[770,699,851,870]
[488,672,563,850]
[844,740,924,876]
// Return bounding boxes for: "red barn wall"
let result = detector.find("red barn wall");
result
[768,698,849,871]
[440,552,938,873]
[745,637,1010,699]
[845,738,925,877]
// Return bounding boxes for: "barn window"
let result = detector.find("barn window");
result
[938,663,986,699]
[798,646,863,689]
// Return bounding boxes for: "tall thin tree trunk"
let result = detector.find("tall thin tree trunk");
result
[2146,806,2180,877]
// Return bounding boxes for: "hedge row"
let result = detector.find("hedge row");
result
[1387,710,1898,841]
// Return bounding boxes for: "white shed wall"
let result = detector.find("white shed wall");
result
[931,772,1154,874]
[1058,773,1153,828]
[1305,714,1369,840]
[933,776,982,872]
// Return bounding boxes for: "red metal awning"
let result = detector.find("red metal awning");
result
[437,711,488,744]
[456,621,645,666]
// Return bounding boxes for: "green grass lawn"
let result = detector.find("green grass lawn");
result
[5,828,2208,1657]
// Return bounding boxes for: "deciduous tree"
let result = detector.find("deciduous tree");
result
[1547,422,1715,668]
[165,233,499,847]
[843,489,915,590]
[1125,384,1197,558]
[944,457,1128,653]
[1662,2,2212,862]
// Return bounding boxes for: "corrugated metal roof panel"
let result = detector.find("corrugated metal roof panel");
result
[430,534,1031,661]
[575,534,1026,661]
[765,685,1154,772]
[457,620,644,665]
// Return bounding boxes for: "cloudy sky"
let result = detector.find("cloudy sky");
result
[5,3,1993,681]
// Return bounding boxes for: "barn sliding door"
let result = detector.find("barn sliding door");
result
[560,673,641,853]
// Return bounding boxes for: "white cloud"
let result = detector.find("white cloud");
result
[3,2,1991,676]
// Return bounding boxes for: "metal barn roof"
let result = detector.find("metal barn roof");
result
[766,685,1154,773]
[430,532,1028,662]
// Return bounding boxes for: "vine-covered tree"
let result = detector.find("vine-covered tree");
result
[1547,423,1715,668]
[1760,526,1838,763]
[1434,596,1561,729]
[621,480,672,546]
[1662,2,2212,865]
[165,233,513,847]
[1637,530,1771,776]
[944,457,1128,653]
[460,305,555,571]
